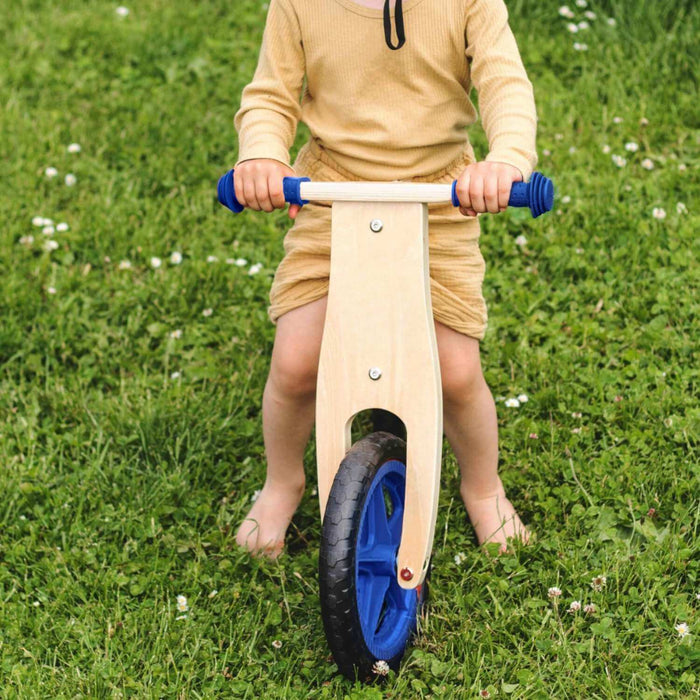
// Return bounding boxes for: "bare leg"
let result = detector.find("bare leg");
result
[235,297,327,558]
[435,321,530,554]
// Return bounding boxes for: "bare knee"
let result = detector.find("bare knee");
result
[268,343,319,400]
[436,323,485,406]
[267,298,327,400]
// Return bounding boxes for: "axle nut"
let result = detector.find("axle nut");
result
[400,567,414,581]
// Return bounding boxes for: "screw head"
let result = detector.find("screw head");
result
[400,567,414,581]
[369,219,383,233]
[368,367,382,380]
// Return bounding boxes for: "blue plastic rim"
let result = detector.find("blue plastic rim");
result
[355,459,419,661]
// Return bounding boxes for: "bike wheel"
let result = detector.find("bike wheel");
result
[319,431,429,681]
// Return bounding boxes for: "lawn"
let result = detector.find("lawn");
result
[0,0,698,697]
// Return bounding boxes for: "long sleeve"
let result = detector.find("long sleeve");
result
[233,0,305,167]
[465,0,538,180]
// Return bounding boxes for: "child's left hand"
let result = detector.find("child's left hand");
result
[454,162,523,218]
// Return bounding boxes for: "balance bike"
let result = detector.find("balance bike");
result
[218,166,553,680]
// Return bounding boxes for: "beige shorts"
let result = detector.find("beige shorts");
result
[268,139,488,340]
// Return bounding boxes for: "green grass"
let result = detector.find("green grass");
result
[1,0,698,696]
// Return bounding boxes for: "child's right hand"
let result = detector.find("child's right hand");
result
[233,158,301,219]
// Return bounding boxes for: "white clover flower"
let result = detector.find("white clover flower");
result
[572,427,582,434]
[56,222,69,232]
[170,329,182,339]
[640,117,649,126]
[543,149,551,156]
[577,21,589,29]
[613,116,623,124]
[248,263,263,275]
[225,258,236,265]
[573,42,588,51]
[584,10,596,19]
[505,398,521,408]
[47,287,57,295]
[641,158,654,170]
[202,308,213,317]
[675,623,690,638]
[548,587,563,598]
[678,163,686,171]
[569,146,577,154]
[65,173,77,186]
[606,17,617,26]
[67,143,82,153]
[624,142,639,152]
[170,251,182,265]
[32,216,46,227]
[234,258,248,267]
[42,225,55,236]
[575,247,584,254]
[602,144,611,154]
[676,202,687,215]
[652,207,666,220]
[575,0,587,7]
[45,167,58,178]
[176,595,188,612]
[583,603,596,614]
[118,259,132,270]
[19,235,34,246]
[571,411,582,418]
[372,660,390,676]
[561,195,571,204]
[272,640,282,649]
[612,154,627,168]
[568,600,581,612]
[170,371,181,379]
[558,6,575,19]
[116,6,130,16]
[208,590,218,598]
[207,255,218,263]
[529,432,538,439]
[43,239,59,252]
[555,133,564,141]
[150,257,162,269]
[514,234,527,247]
[517,394,529,403]
[454,552,466,566]
[566,22,579,33]
[33,601,41,607]
[590,575,607,591]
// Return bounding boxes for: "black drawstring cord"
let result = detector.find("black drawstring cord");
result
[383,0,405,50]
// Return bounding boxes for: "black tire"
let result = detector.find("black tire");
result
[319,431,429,682]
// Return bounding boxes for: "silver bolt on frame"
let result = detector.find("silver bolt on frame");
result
[368,367,382,380]
[369,219,383,233]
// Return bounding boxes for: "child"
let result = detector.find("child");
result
[233,0,536,557]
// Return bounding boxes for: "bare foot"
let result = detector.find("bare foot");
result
[235,480,305,559]
[461,486,531,555]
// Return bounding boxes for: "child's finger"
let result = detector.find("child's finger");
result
[268,172,286,210]
[288,203,301,219]
[243,175,260,211]
[484,172,500,213]
[469,174,485,213]
[498,174,512,211]
[254,174,274,212]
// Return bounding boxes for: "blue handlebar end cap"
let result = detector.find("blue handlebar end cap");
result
[217,170,244,213]
[282,177,311,207]
[529,172,554,218]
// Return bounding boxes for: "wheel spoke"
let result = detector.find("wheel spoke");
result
[357,543,397,578]
[362,574,391,635]
[368,485,392,545]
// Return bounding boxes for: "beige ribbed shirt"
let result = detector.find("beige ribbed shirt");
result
[234,0,538,181]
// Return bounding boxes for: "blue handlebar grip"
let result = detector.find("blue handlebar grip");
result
[451,171,554,218]
[217,170,244,213]
[217,169,311,214]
